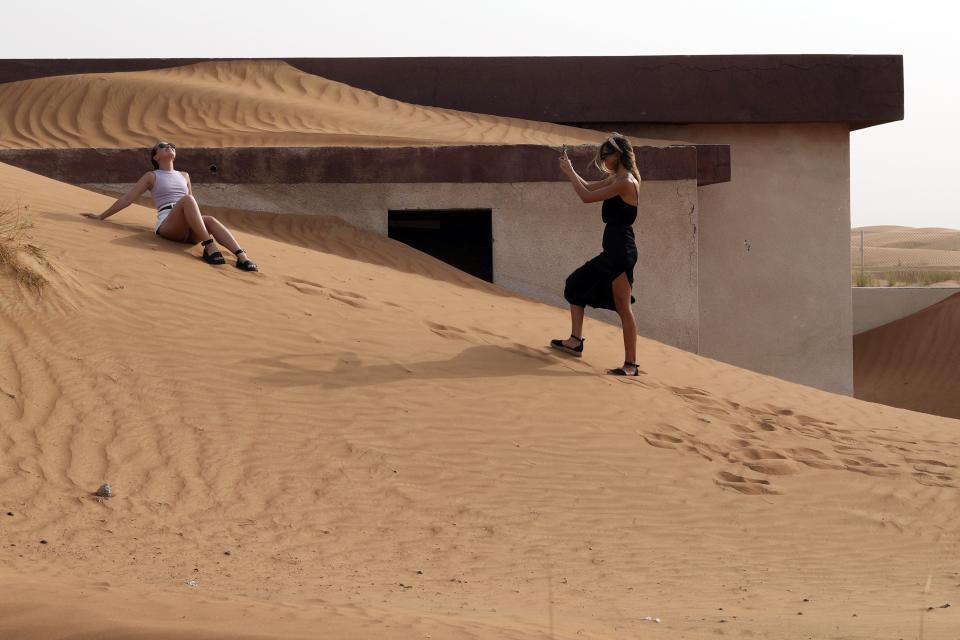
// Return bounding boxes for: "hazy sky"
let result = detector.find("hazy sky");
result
[1,0,955,229]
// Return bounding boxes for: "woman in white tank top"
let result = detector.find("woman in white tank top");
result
[83,141,258,272]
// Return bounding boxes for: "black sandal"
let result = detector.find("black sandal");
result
[550,335,584,357]
[199,238,225,265]
[607,362,640,376]
[234,248,258,272]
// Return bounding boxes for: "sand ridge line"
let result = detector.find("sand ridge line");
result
[0,60,679,151]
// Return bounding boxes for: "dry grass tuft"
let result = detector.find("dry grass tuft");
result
[0,203,48,292]
[852,268,960,288]
[852,270,874,287]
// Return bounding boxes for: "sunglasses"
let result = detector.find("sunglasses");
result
[156,143,176,150]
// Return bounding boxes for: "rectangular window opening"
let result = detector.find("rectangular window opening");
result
[388,209,493,283]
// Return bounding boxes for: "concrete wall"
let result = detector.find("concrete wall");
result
[87,180,700,352]
[853,287,960,334]
[690,124,852,394]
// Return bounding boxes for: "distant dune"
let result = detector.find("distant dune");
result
[851,225,960,270]
[0,59,667,150]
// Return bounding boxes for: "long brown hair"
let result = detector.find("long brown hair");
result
[593,132,641,193]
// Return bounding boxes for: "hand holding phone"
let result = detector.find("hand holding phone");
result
[559,144,573,175]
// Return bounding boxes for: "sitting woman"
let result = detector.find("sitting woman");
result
[83,141,258,271]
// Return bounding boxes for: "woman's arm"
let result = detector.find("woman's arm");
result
[572,173,616,191]
[566,175,633,204]
[560,147,614,191]
[584,175,616,191]
[83,172,153,220]
[559,152,633,204]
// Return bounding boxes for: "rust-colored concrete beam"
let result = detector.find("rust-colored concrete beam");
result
[0,144,730,186]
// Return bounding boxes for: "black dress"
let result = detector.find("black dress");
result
[563,194,638,311]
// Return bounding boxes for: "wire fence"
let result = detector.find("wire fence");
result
[852,227,960,287]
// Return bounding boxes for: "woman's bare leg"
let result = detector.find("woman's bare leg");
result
[612,273,637,370]
[201,215,251,262]
[156,195,213,246]
[561,305,585,349]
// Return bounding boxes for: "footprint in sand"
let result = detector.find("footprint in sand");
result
[424,321,477,343]
[669,386,711,398]
[905,458,956,468]
[728,446,801,476]
[794,414,832,427]
[328,292,373,309]
[643,386,957,494]
[286,278,374,309]
[426,321,465,334]
[755,419,777,432]
[731,446,787,461]
[840,456,899,477]
[470,327,509,340]
[742,459,802,476]
[729,423,762,438]
[714,471,779,495]
[640,426,718,462]
[912,470,957,488]
[285,278,326,295]
[670,386,733,418]
[642,432,683,449]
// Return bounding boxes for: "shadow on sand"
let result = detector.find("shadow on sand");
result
[49,212,196,255]
[246,344,594,390]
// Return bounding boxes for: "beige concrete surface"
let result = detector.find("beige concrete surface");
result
[687,124,852,394]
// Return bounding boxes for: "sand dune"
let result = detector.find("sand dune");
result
[854,225,960,236]
[855,292,960,419]
[851,225,960,269]
[0,60,667,150]
[2,161,960,639]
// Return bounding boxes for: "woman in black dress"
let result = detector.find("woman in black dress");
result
[551,133,642,376]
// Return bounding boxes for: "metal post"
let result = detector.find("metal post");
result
[860,229,866,283]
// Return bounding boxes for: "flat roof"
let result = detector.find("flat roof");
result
[0,145,731,187]
[0,55,903,130]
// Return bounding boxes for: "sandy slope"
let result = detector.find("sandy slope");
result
[2,161,960,639]
[0,60,667,150]
[855,292,960,420]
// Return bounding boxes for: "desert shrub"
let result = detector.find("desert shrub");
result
[0,204,47,292]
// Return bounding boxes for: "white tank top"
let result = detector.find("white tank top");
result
[151,170,189,209]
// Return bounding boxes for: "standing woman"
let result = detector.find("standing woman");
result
[551,133,642,376]
[83,141,258,272]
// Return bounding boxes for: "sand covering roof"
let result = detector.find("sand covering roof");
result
[0,60,676,150]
